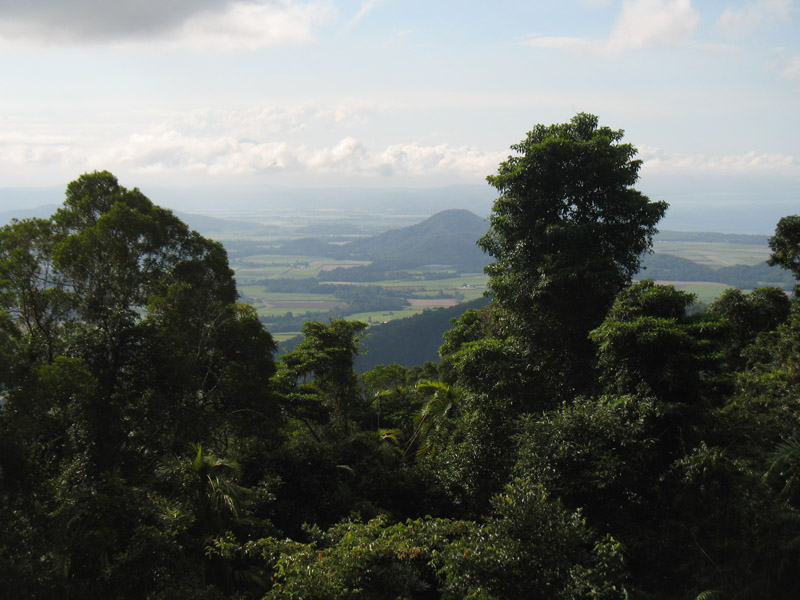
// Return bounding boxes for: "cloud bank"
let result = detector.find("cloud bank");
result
[779,55,800,82]
[0,103,508,182]
[718,0,793,38]
[524,0,699,55]
[639,144,800,177]
[2,107,797,187]
[0,0,334,48]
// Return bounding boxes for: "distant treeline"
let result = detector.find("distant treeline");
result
[317,262,463,282]
[221,239,279,258]
[257,287,410,332]
[275,296,492,368]
[262,310,336,332]
[638,253,795,289]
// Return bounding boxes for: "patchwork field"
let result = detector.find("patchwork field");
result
[233,255,371,282]
[211,212,782,337]
[652,241,771,267]
[229,249,488,327]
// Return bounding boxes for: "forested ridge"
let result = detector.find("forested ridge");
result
[1,114,799,599]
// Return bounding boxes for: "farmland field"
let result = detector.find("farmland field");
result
[233,255,371,282]
[228,250,488,326]
[654,281,733,304]
[210,213,781,336]
[652,241,770,267]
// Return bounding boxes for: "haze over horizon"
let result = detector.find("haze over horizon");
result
[0,1,798,233]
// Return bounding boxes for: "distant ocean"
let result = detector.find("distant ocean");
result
[2,175,797,235]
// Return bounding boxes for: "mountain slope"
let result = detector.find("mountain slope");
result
[354,296,491,372]
[336,209,489,269]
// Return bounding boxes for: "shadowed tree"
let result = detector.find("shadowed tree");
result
[0,172,279,598]
[278,319,367,435]
[478,113,667,402]
[768,215,800,280]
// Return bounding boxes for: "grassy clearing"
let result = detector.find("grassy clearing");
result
[345,306,429,324]
[240,289,342,302]
[271,331,302,343]
[234,266,298,281]
[256,305,344,318]
[379,274,488,289]
[232,254,371,282]
[235,255,488,323]
[233,240,756,327]
[658,281,732,304]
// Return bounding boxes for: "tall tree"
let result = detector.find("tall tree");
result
[478,113,667,400]
[278,319,367,434]
[768,215,800,280]
[0,172,279,598]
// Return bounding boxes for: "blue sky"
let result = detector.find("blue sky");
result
[0,0,797,228]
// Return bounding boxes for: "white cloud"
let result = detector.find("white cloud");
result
[780,54,800,81]
[151,101,387,140]
[109,132,504,179]
[347,0,383,28]
[0,132,81,174]
[0,103,505,182]
[0,0,334,49]
[606,0,699,53]
[178,1,334,50]
[523,0,699,55]
[639,145,800,177]
[718,0,794,38]
[2,123,798,188]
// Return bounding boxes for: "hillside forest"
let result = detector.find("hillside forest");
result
[1,113,800,599]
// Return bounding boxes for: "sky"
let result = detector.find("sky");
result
[0,0,798,230]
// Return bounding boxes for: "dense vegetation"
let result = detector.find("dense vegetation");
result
[2,114,799,599]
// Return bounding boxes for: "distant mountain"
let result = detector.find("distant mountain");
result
[149,184,497,217]
[0,204,59,224]
[335,209,489,270]
[173,211,276,236]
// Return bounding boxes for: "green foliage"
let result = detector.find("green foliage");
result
[278,319,368,432]
[709,287,791,370]
[0,172,279,597]
[480,113,667,400]
[513,395,662,532]
[262,516,456,599]
[767,214,800,279]
[438,479,629,600]
[591,280,722,404]
[0,216,77,362]
[409,381,460,459]
[356,297,490,372]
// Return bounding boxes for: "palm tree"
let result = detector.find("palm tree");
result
[407,381,460,458]
[158,443,251,531]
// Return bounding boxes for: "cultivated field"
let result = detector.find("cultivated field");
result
[652,241,770,267]
[212,215,778,338]
[229,250,488,328]
[654,281,733,304]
